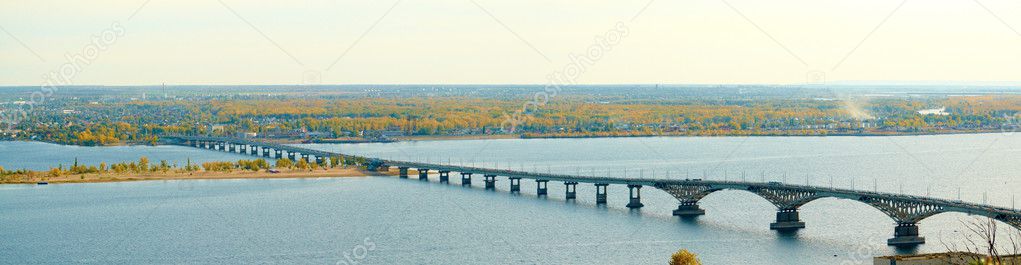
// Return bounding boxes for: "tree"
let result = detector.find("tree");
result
[310,160,320,170]
[942,217,1021,265]
[276,158,293,169]
[330,156,341,168]
[295,159,309,170]
[184,158,197,172]
[48,168,62,178]
[669,249,701,265]
[138,156,150,172]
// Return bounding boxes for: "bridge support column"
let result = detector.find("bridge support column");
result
[438,171,450,183]
[673,201,706,217]
[595,183,608,204]
[418,169,429,181]
[301,154,309,163]
[626,184,644,209]
[769,209,805,231]
[229,144,236,153]
[315,156,324,166]
[483,175,496,190]
[460,173,473,186]
[262,147,270,158]
[398,167,409,178]
[887,222,925,247]
[509,177,521,193]
[536,180,549,196]
[240,145,247,154]
[275,150,283,159]
[564,182,578,200]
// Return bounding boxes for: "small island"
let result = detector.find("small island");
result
[0,156,395,185]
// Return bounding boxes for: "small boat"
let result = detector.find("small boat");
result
[36,182,49,185]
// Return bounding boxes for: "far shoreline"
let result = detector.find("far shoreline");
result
[0,130,1011,149]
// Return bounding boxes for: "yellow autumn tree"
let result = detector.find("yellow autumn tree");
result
[669,249,701,265]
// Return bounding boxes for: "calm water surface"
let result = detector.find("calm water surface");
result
[1,133,1020,264]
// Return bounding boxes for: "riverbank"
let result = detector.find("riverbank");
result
[0,167,401,185]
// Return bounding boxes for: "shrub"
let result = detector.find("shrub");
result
[669,249,701,265]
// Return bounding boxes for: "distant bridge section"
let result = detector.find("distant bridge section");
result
[162,135,1021,247]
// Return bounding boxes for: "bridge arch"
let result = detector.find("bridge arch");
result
[912,210,1021,231]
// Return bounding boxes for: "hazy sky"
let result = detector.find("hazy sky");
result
[1,0,1019,85]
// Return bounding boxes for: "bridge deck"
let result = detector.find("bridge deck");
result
[163,136,1021,227]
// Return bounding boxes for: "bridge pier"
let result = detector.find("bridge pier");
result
[275,150,283,159]
[262,147,270,158]
[418,169,429,181]
[769,209,805,231]
[673,201,706,217]
[564,182,578,200]
[595,183,608,204]
[460,172,473,186]
[536,180,549,196]
[240,145,248,154]
[301,154,310,163]
[509,177,521,193]
[398,167,409,179]
[887,222,925,247]
[438,171,450,183]
[626,184,644,209]
[228,144,236,153]
[315,156,324,166]
[484,175,497,190]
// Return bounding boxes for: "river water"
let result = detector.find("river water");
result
[2,133,1020,264]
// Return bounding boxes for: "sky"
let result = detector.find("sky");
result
[0,0,1019,86]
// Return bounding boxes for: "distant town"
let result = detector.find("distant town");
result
[1,85,1018,146]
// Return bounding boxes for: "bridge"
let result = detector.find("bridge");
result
[162,135,1021,247]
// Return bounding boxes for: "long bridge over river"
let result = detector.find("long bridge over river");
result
[162,135,1021,247]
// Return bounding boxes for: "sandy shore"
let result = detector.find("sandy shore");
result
[0,167,408,185]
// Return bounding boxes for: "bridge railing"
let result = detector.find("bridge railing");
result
[163,135,1021,217]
